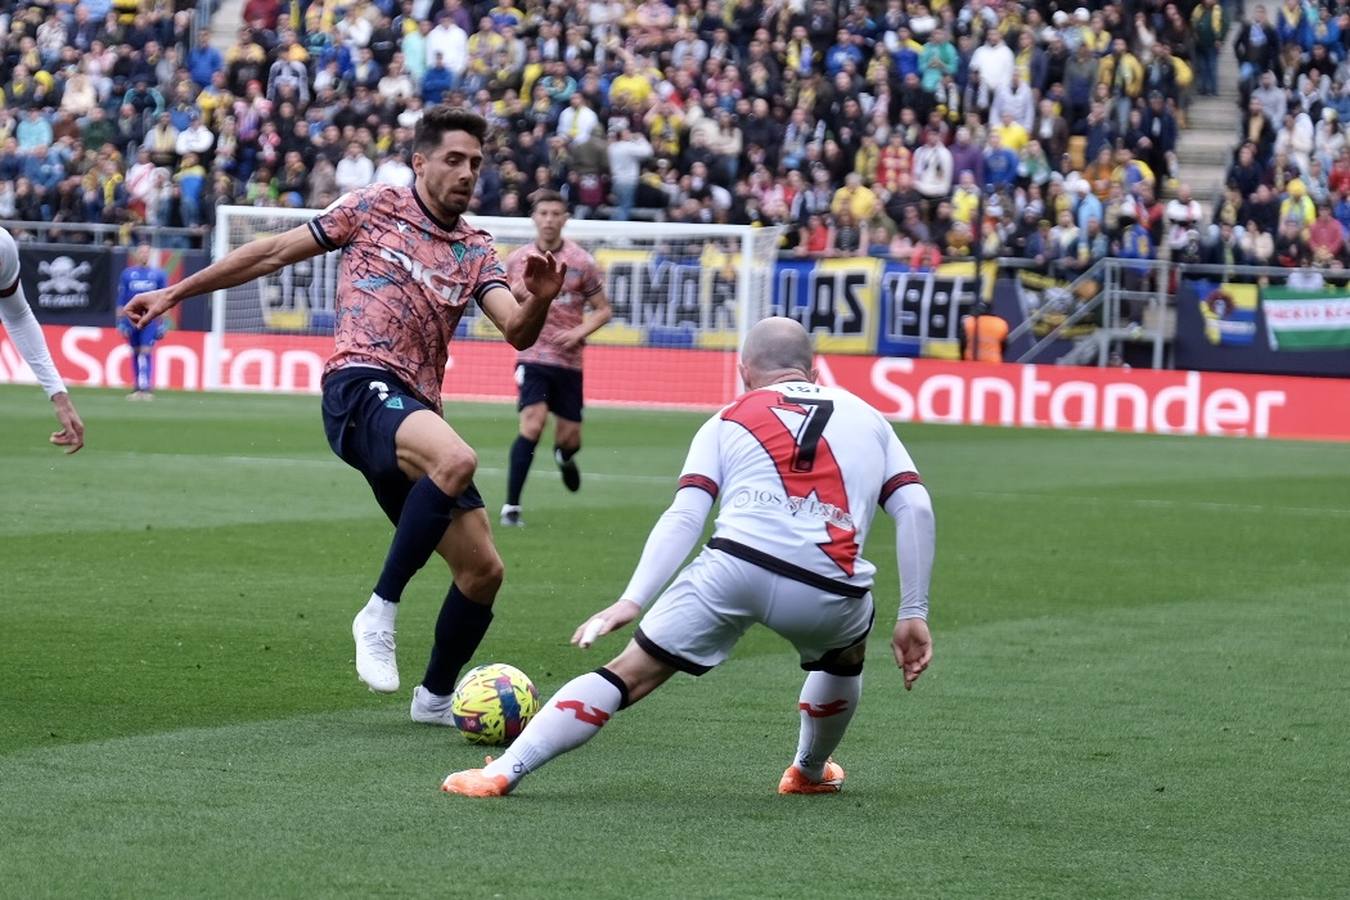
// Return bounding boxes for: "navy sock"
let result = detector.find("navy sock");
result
[373,476,456,603]
[555,444,577,463]
[422,585,494,695]
[506,435,537,506]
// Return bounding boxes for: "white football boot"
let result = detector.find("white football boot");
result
[410,685,456,726]
[352,602,399,693]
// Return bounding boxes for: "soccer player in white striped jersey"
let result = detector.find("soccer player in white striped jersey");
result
[0,226,84,453]
[442,317,936,798]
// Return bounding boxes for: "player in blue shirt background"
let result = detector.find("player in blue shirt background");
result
[117,244,168,399]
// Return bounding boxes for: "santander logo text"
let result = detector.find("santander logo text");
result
[3,326,1348,442]
[837,358,1292,438]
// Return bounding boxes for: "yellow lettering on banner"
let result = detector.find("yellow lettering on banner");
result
[810,257,881,354]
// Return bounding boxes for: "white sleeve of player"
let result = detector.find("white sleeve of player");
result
[0,230,66,399]
[879,427,934,621]
[619,415,722,609]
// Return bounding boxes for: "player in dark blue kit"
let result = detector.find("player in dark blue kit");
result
[117,245,169,400]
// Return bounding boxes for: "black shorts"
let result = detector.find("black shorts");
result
[516,362,583,422]
[321,366,484,525]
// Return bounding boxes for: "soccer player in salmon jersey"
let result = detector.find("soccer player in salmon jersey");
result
[123,108,568,718]
[442,317,937,798]
[500,190,612,527]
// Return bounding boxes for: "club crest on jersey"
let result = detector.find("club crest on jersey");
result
[378,246,467,307]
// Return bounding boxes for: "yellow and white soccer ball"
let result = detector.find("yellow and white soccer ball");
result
[449,663,541,745]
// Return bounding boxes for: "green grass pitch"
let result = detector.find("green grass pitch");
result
[2,385,1348,898]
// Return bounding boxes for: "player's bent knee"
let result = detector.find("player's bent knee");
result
[821,659,865,677]
[458,552,504,601]
[518,405,547,441]
[428,446,477,496]
[820,642,866,677]
[594,666,632,709]
[554,422,581,452]
[605,640,677,705]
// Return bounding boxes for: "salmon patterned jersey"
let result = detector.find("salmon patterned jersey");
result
[309,184,509,412]
[505,239,604,371]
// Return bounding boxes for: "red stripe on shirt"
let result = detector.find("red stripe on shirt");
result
[879,471,922,506]
[678,474,719,499]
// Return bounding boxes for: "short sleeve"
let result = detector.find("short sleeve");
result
[308,190,365,251]
[581,253,604,298]
[472,243,509,303]
[878,424,922,507]
[0,228,19,293]
[676,415,723,499]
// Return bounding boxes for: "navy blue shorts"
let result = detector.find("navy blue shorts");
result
[516,363,583,422]
[321,366,484,525]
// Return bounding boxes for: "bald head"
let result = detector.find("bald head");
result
[740,317,816,389]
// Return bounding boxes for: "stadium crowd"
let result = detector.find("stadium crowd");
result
[1221,0,1350,271]
[0,0,1338,272]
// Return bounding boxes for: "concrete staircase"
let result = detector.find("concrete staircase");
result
[208,0,246,51]
[1175,40,1242,205]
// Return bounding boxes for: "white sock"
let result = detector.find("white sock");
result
[793,671,862,780]
[483,669,626,788]
[362,593,398,630]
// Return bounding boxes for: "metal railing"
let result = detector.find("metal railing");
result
[998,256,1350,370]
[0,219,210,250]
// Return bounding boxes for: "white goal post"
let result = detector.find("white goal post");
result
[211,205,783,407]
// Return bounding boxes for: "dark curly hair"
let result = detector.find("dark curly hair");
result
[414,106,488,153]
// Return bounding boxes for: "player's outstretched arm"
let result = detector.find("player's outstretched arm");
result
[478,251,566,350]
[122,225,324,328]
[572,486,715,648]
[885,480,936,690]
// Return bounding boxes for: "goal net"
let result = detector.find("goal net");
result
[212,205,782,408]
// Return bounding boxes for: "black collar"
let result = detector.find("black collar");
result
[413,185,460,235]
